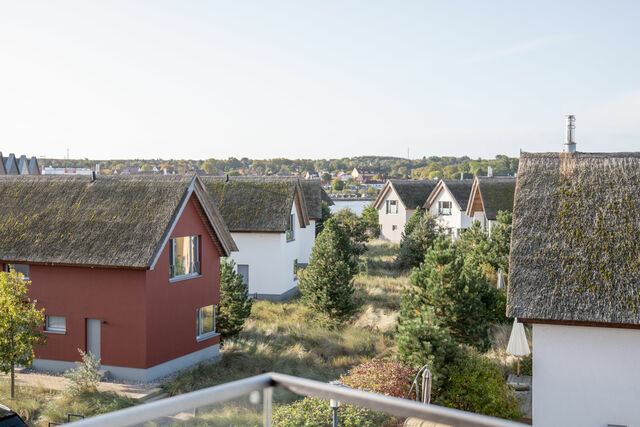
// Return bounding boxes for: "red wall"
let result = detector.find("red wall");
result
[19,194,221,369]
[145,195,221,367]
[28,265,147,367]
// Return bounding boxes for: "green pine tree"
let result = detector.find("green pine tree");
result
[217,259,253,340]
[299,218,358,325]
[399,236,493,350]
[396,211,439,270]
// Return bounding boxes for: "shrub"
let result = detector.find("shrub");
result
[360,203,380,238]
[435,351,521,420]
[299,218,358,325]
[273,396,393,426]
[333,208,369,256]
[396,211,439,270]
[340,359,415,398]
[64,349,101,396]
[395,309,463,395]
[217,258,253,340]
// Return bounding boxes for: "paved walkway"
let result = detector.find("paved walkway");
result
[1,370,159,399]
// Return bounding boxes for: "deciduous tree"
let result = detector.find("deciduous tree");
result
[0,269,46,398]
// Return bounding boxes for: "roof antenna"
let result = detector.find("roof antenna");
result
[225,174,229,182]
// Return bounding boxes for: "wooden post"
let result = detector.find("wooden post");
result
[517,358,520,377]
[10,362,15,398]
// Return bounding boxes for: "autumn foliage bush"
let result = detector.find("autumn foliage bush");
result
[340,359,415,398]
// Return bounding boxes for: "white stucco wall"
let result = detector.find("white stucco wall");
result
[533,324,640,426]
[377,186,409,243]
[298,219,316,264]
[428,188,472,239]
[228,203,308,298]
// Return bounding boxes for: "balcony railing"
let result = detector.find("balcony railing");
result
[67,372,526,427]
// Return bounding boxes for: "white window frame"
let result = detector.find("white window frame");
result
[169,235,201,281]
[438,201,452,216]
[5,263,29,280]
[45,315,66,334]
[196,305,216,342]
[237,264,249,286]
[392,225,398,231]
[386,200,398,214]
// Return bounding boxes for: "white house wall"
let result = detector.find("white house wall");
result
[298,219,316,265]
[428,189,472,238]
[228,203,309,301]
[377,186,410,243]
[533,324,640,426]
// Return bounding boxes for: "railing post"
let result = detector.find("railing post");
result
[263,386,273,427]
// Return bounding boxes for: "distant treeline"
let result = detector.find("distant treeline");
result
[42,155,518,179]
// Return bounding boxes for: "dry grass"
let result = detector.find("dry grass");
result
[164,239,407,399]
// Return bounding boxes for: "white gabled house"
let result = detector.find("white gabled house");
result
[202,176,312,301]
[423,179,474,239]
[508,150,640,426]
[465,176,516,232]
[373,179,438,243]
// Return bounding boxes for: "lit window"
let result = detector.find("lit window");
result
[286,214,295,242]
[237,265,249,285]
[196,305,215,340]
[438,201,452,215]
[169,236,200,280]
[5,264,29,280]
[45,315,66,333]
[386,200,398,214]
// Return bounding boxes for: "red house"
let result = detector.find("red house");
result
[0,174,237,381]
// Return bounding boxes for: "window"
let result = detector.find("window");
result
[386,200,398,214]
[196,305,215,340]
[286,214,295,242]
[392,225,398,231]
[45,315,66,333]
[237,265,249,285]
[293,259,298,280]
[5,264,29,280]
[169,236,200,280]
[438,201,452,215]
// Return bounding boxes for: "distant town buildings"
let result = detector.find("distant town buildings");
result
[0,152,40,175]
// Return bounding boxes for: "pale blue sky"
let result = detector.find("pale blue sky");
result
[1,1,639,160]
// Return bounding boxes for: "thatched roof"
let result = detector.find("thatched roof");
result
[0,175,236,269]
[374,179,437,210]
[301,180,332,220]
[466,176,516,220]
[507,152,640,326]
[201,176,310,232]
[425,179,474,211]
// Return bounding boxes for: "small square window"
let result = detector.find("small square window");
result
[392,225,398,231]
[45,315,66,333]
[197,305,215,341]
[5,264,29,280]
[438,201,452,215]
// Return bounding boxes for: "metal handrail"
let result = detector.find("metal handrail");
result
[67,372,526,427]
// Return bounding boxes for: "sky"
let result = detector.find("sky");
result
[1,1,639,160]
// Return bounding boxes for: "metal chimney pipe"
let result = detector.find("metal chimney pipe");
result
[564,115,576,153]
